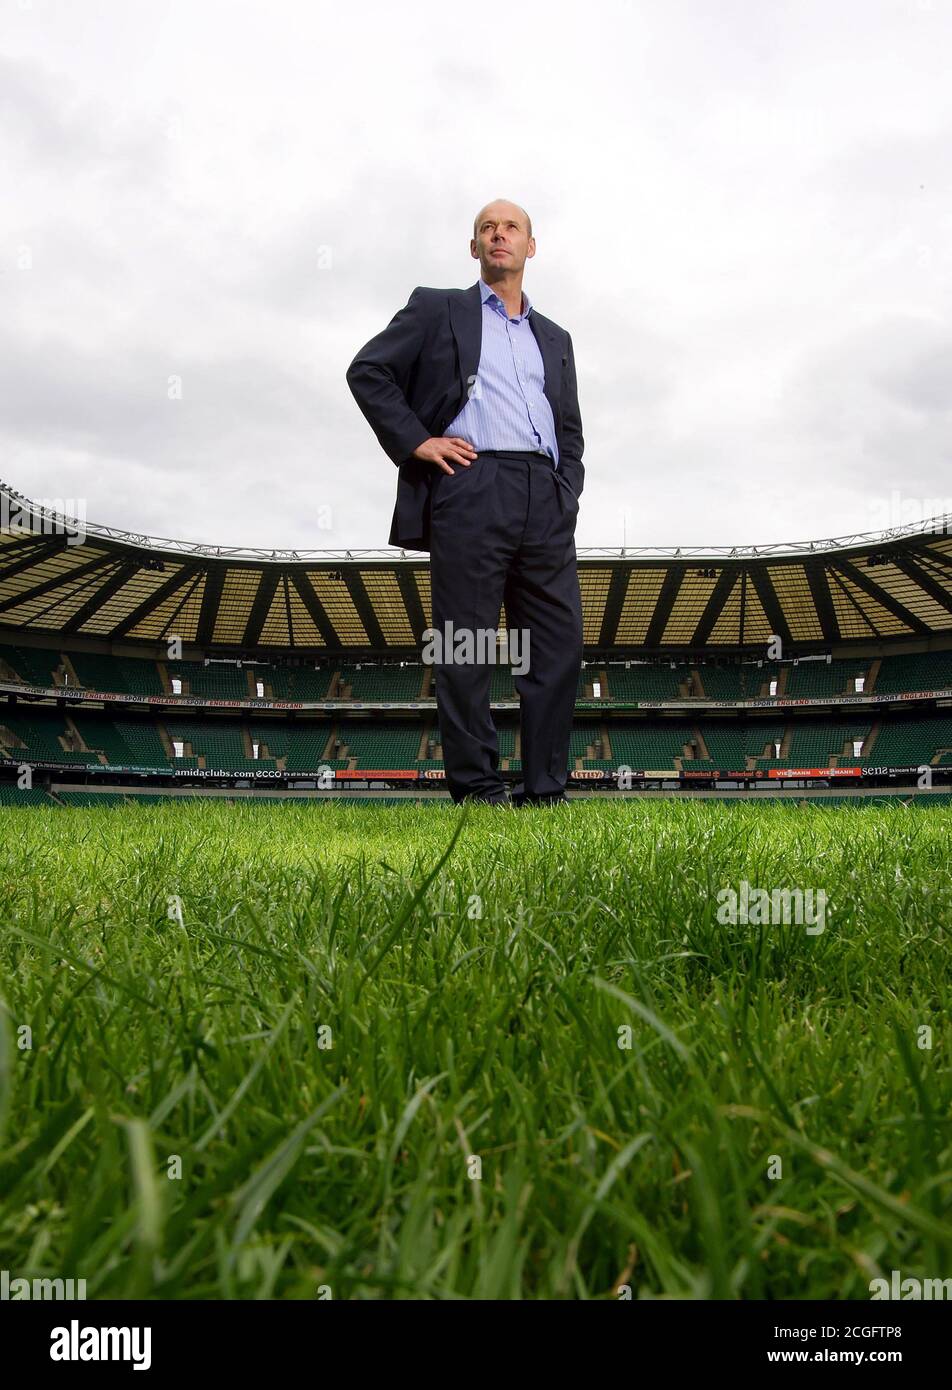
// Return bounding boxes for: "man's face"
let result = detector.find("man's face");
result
[471,204,535,277]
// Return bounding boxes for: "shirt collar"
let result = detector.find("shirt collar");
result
[479,277,532,319]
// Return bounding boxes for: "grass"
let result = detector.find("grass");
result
[0,797,949,1299]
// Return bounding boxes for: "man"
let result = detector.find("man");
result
[346,199,584,806]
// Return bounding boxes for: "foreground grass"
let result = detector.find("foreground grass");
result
[0,799,949,1299]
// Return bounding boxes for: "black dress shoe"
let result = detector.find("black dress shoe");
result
[456,791,511,806]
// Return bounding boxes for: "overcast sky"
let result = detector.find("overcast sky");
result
[3,0,951,555]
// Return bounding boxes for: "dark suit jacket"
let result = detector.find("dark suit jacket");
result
[346,281,584,551]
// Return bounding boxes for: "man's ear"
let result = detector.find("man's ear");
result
[470,239,480,259]
[526,237,536,259]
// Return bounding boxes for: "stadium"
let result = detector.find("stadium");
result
[2,479,951,1306]
[2,479,952,807]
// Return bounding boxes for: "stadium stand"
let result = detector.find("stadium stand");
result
[0,646,63,686]
[495,723,518,759]
[265,667,335,700]
[693,665,758,700]
[784,659,870,698]
[170,661,252,700]
[112,720,172,767]
[0,784,55,807]
[700,724,786,767]
[70,715,134,766]
[0,709,95,765]
[874,651,952,694]
[602,664,689,700]
[489,668,517,701]
[165,720,275,769]
[66,652,165,695]
[570,725,603,764]
[752,722,871,770]
[337,664,426,700]
[2,477,952,799]
[332,721,423,768]
[606,722,695,769]
[577,667,607,701]
[867,716,952,766]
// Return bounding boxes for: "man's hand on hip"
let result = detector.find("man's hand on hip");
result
[412,436,478,475]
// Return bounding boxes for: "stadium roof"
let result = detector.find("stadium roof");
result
[3,480,952,656]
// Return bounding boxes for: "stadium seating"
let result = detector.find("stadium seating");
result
[748,722,870,770]
[786,723,871,764]
[71,715,135,766]
[331,722,423,768]
[66,652,165,695]
[605,722,694,768]
[784,659,870,698]
[170,661,252,700]
[249,722,335,770]
[165,720,277,769]
[0,710,95,765]
[0,646,63,686]
[2,633,952,794]
[874,651,952,694]
[489,668,517,701]
[337,665,426,700]
[868,717,952,766]
[577,667,608,702]
[266,667,335,701]
[112,720,172,767]
[602,664,690,700]
[0,784,55,807]
[700,724,785,768]
[694,666,758,700]
[495,724,518,758]
[570,725,603,763]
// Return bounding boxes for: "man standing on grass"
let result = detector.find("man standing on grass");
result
[346,199,584,807]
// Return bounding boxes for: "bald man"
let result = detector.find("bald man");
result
[346,200,584,806]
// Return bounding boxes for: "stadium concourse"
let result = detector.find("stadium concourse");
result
[2,479,952,805]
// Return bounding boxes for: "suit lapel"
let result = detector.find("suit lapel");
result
[448,282,562,424]
[448,284,483,413]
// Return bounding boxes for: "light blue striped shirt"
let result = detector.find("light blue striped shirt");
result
[445,278,559,467]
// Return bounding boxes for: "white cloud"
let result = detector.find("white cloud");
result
[2,0,951,552]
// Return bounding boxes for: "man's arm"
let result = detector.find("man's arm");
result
[345,287,432,466]
[559,331,585,498]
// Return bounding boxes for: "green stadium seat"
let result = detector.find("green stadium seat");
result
[875,652,952,694]
[337,665,426,701]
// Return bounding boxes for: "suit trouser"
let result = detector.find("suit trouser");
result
[429,449,583,803]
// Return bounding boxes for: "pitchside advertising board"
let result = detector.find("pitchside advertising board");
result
[0,757,937,784]
[3,679,952,714]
